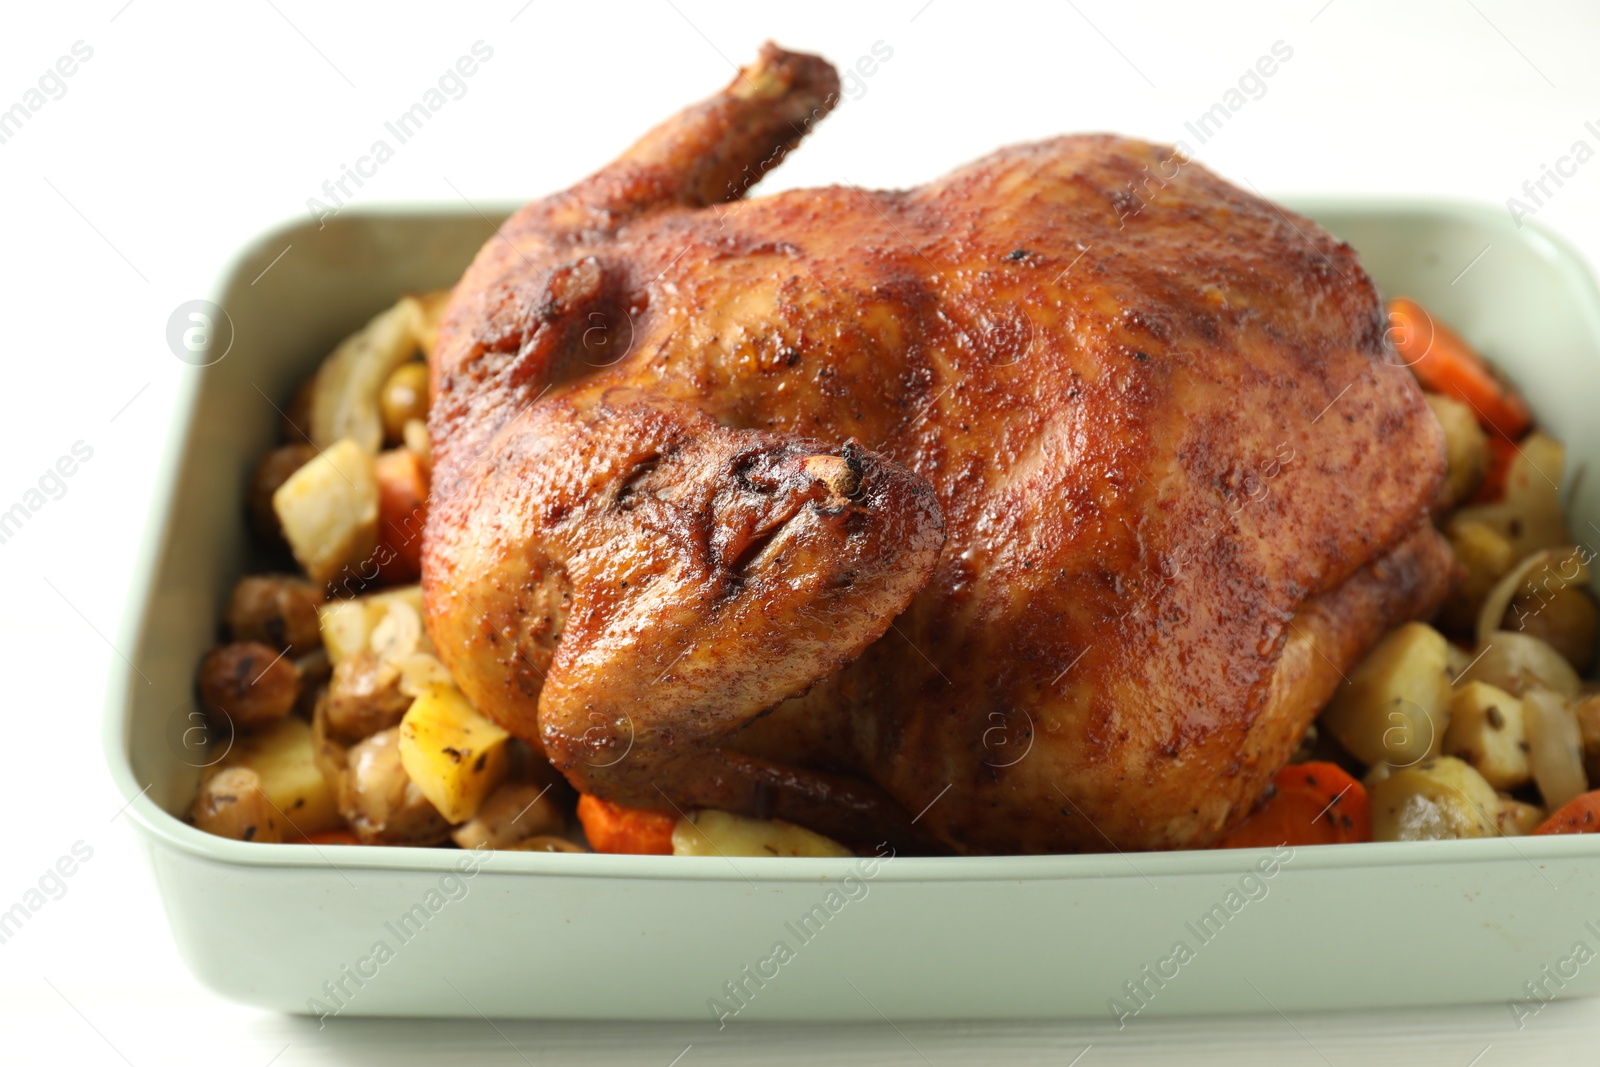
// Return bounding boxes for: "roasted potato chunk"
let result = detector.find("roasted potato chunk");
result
[403,418,431,469]
[380,362,430,446]
[1441,681,1529,791]
[1319,622,1452,769]
[196,641,300,729]
[226,575,324,654]
[1369,757,1500,841]
[273,438,379,587]
[1509,586,1599,675]
[213,716,342,836]
[451,780,566,851]
[1496,797,1546,836]
[246,444,318,547]
[397,685,510,824]
[326,649,412,744]
[671,810,853,857]
[1426,392,1489,507]
[340,727,451,846]
[318,585,426,664]
[1437,520,1517,636]
[1453,432,1570,558]
[191,767,282,843]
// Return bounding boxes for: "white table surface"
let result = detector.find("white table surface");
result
[4,1,1600,1062]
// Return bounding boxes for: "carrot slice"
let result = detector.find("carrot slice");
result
[576,795,676,854]
[1532,790,1600,835]
[1470,434,1518,505]
[374,448,428,584]
[1388,297,1531,439]
[1217,761,1371,848]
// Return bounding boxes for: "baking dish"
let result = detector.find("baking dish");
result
[105,198,1600,1022]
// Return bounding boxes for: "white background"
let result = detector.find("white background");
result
[3,1,1599,1063]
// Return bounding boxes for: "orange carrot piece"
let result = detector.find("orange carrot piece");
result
[374,448,428,584]
[576,795,676,855]
[1217,761,1371,848]
[1388,297,1531,439]
[1532,791,1600,835]
[1470,434,1518,505]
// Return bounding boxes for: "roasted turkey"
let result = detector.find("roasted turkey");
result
[423,43,1453,854]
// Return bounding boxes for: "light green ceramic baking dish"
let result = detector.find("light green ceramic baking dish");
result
[105,199,1600,1024]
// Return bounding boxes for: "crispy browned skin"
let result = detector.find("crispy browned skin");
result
[424,43,1452,854]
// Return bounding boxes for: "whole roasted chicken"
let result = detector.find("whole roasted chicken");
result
[424,43,1452,854]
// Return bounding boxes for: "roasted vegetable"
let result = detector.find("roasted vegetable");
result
[1389,297,1531,438]
[1475,546,1592,648]
[1476,434,1517,504]
[318,584,426,664]
[246,444,317,546]
[451,780,566,850]
[190,767,282,843]
[226,575,323,654]
[1497,797,1546,836]
[397,685,510,824]
[325,649,412,743]
[1460,631,1581,698]
[339,727,451,846]
[1437,520,1517,636]
[1425,392,1489,507]
[1453,433,1570,558]
[212,716,342,836]
[576,795,676,855]
[273,438,379,587]
[411,289,451,356]
[403,419,431,469]
[1532,790,1600,835]
[374,448,428,584]
[1217,761,1370,848]
[1511,586,1599,675]
[380,362,430,446]
[1440,681,1529,791]
[1523,688,1587,811]
[1369,756,1500,841]
[1571,693,1600,784]
[307,296,427,454]
[672,809,853,857]
[196,641,300,729]
[1319,622,1452,768]
[293,648,332,705]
